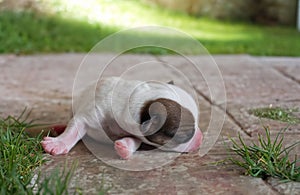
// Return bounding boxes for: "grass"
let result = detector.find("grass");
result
[0,109,44,193]
[0,10,114,54]
[0,110,109,194]
[229,126,300,182]
[250,107,300,124]
[0,0,299,55]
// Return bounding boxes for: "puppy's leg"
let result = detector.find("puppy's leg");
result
[114,137,142,159]
[41,118,86,155]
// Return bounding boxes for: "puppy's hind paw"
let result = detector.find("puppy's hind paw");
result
[114,140,133,160]
[41,137,69,155]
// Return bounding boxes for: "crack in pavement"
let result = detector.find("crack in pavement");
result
[262,179,281,195]
[193,87,251,137]
[273,67,300,85]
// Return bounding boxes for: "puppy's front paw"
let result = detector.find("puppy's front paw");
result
[41,137,69,155]
[114,139,133,160]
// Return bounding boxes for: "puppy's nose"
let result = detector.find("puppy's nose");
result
[185,128,203,152]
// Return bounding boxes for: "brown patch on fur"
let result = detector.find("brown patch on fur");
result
[140,98,195,146]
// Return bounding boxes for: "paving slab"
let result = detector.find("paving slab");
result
[257,56,300,84]
[41,141,277,195]
[158,55,300,105]
[0,54,299,194]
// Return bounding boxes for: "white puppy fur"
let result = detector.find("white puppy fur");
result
[42,77,202,159]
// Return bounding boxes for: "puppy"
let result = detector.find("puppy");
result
[41,77,203,159]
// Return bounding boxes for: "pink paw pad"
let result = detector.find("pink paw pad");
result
[41,137,69,155]
[114,139,134,160]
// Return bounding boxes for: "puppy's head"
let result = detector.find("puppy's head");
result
[140,98,202,152]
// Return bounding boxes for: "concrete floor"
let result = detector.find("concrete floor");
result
[0,54,299,194]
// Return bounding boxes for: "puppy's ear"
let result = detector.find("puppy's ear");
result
[141,114,162,136]
[167,80,174,85]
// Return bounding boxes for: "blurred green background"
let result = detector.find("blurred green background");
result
[0,0,299,56]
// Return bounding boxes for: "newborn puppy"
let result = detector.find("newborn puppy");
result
[41,77,203,159]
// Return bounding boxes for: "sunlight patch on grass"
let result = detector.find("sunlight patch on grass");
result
[46,0,258,41]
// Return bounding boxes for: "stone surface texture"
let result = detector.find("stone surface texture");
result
[0,54,299,194]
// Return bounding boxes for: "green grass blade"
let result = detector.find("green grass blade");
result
[228,126,300,182]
